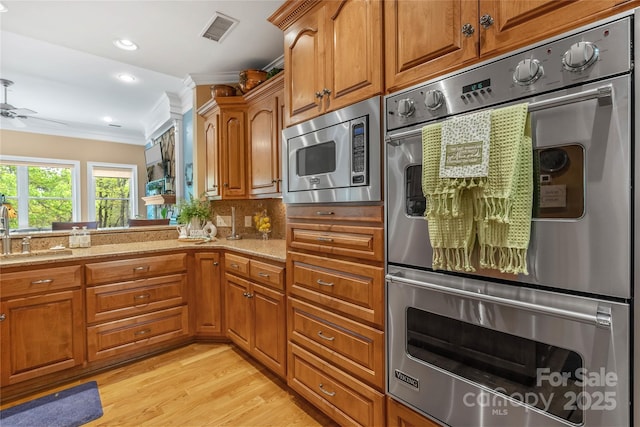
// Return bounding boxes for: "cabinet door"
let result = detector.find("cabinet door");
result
[251,282,286,378]
[1,290,84,385]
[479,0,624,57]
[194,252,223,336]
[224,274,251,351]
[283,4,326,127]
[204,112,220,198]
[384,0,479,93]
[220,109,246,198]
[387,396,443,427]
[325,0,382,111]
[248,94,280,196]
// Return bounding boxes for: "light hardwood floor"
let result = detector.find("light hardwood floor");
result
[1,343,339,426]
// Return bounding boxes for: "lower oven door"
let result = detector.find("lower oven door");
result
[386,267,630,427]
[386,75,631,299]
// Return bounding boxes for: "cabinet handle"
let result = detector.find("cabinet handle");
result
[315,211,334,216]
[247,293,254,298]
[257,272,270,278]
[134,328,151,336]
[480,14,494,29]
[30,279,54,285]
[0,313,5,322]
[243,292,248,297]
[315,91,324,99]
[317,331,335,341]
[316,279,334,287]
[134,293,151,300]
[133,266,149,272]
[212,184,218,188]
[213,262,219,266]
[461,23,475,37]
[322,88,331,96]
[318,383,336,397]
[230,263,240,269]
[316,237,333,242]
[271,179,277,183]
[224,183,229,187]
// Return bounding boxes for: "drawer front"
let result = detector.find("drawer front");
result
[1,265,82,298]
[85,253,186,285]
[286,205,383,224]
[289,252,384,326]
[86,274,187,323]
[289,298,384,389]
[288,343,385,427]
[288,223,383,262]
[87,306,188,361]
[250,259,285,291]
[224,253,250,277]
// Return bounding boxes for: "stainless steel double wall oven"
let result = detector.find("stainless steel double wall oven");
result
[385,10,637,427]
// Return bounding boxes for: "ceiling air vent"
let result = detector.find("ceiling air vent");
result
[201,12,238,43]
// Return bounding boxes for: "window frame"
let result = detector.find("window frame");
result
[0,155,81,229]
[86,162,138,226]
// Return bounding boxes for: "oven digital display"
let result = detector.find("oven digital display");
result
[462,79,491,93]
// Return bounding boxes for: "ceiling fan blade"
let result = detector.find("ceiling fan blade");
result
[22,115,68,126]
[10,107,37,116]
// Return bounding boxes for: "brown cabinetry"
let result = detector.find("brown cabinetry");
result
[203,111,220,198]
[269,0,383,127]
[194,252,223,337]
[0,265,84,386]
[224,252,286,378]
[85,253,189,362]
[387,396,443,427]
[285,203,385,425]
[245,73,284,197]
[384,0,638,92]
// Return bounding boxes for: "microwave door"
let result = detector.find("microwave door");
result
[287,121,351,192]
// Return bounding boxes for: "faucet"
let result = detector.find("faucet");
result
[226,206,242,240]
[0,204,11,255]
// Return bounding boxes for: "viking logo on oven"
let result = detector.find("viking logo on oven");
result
[395,370,419,390]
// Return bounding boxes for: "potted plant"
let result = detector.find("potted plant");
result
[177,194,210,230]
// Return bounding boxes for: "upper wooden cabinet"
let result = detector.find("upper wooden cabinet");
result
[198,97,247,199]
[384,0,638,92]
[269,0,383,127]
[245,73,284,197]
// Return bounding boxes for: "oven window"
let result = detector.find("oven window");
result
[407,307,584,424]
[533,144,584,219]
[406,165,426,216]
[296,141,336,176]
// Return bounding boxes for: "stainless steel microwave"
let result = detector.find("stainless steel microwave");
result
[281,96,381,204]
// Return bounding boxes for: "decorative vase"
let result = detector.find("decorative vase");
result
[203,220,217,238]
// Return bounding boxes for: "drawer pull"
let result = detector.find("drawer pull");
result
[213,262,219,266]
[230,263,240,269]
[243,292,249,297]
[133,266,149,272]
[133,293,151,300]
[134,328,151,336]
[316,237,333,242]
[0,313,6,322]
[316,279,334,287]
[317,331,335,341]
[257,272,270,278]
[318,383,336,397]
[247,293,254,298]
[315,211,334,216]
[30,279,54,285]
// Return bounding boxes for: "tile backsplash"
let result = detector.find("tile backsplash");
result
[208,198,285,240]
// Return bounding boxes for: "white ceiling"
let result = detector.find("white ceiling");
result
[0,0,284,145]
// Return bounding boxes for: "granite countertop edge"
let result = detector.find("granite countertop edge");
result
[0,238,287,268]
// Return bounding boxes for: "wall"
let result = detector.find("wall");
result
[0,130,147,220]
[207,198,285,240]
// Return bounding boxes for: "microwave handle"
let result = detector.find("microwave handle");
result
[386,273,612,328]
[385,84,613,145]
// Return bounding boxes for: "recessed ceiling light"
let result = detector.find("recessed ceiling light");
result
[113,39,138,51]
[103,116,113,123]
[0,3,8,12]
[117,74,136,83]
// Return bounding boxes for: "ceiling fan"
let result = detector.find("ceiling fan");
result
[0,78,66,127]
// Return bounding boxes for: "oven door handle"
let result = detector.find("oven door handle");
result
[385,84,613,144]
[386,273,612,328]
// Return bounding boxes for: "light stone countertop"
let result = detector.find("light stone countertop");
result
[0,238,287,269]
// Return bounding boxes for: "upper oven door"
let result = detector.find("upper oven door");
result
[287,120,351,193]
[386,75,631,299]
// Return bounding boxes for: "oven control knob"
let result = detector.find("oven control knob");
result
[397,98,415,118]
[513,58,543,86]
[424,89,444,111]
[562,41,599,72]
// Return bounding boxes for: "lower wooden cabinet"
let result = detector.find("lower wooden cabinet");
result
[387,396,443,427]
[194,252,223,337]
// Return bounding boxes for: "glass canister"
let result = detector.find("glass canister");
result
[254,209,271,240]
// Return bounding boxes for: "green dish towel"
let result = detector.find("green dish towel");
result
[421,103,532,275]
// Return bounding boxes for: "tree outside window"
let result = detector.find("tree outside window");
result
[88,163,137,228]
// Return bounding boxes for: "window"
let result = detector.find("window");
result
[87,162,138,228]
[0,156,80,230]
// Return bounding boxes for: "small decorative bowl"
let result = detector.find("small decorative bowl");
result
[239,69,268,93]
[211,84,236,98]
